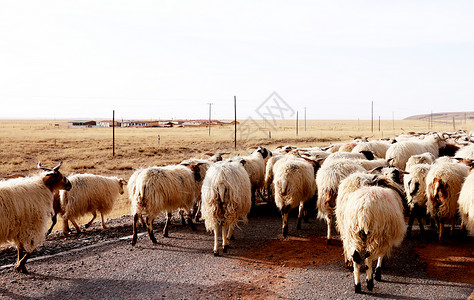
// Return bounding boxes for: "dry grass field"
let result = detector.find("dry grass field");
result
[1,118,473,229]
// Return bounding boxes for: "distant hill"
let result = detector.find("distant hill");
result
[404,111,474,121]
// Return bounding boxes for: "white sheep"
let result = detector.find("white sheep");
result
[405,152,436,170]
[457,159,474,234]
[426,160,469,242]
[272,155,319,237]
[0,162,71,273]
[232,146,271,204]
[59,174,127,236]
[386,134,445,170]
[324,151,376,163]
[455,144,474,160]
[200,159,252,256]
[404,164,432,237]
[130,163,204,246]
[316,159,366,243]
[337,186,406,293]
[352,141,391,159]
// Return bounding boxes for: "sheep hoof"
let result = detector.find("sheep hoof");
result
[375,267,382,281]
[367,279,374,291]
[163,232,168,238]
[85,224,91,229]
[213,251,219,257]
[354,283,362,293]
[296,222,301,230]
[15,265,28,274]
[326,239,332,246]
[223,245,229,253]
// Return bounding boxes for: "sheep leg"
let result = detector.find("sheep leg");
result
[415,206,425,236]
[406,208,416,238]
[163,212,171,237]
[375,256,383,281]
[213,225,220,256]
[296,202,304,230]
[366,257,374,291]
[353,250,362,293]
[438,220,444,243]
[326,215,333,245]
[179,210,186,226]
[228,226,234,241]
[193,202,202,222]
[222,225,229,253]
[281,205,291,238]
[146,216,158,244]
[186,210,197,231]
[15,249,31,274]
[47,213,58,235]
[62,218,70,237]
[70,219,81,233]
[100,213,107,229]
[450,218,456,236]
[131,213,139,246]
[85,212,97,229]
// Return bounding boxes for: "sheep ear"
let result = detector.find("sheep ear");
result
[239,159,247,166]
[119,178,128,185]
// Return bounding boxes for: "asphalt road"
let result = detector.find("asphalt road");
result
[0,207,473,300]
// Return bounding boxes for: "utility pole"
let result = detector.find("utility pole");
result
[371,101,374,133]
[234,96,237,150]
[207,103,214,136]
[296,111,299,136]
[392,111,394,130]
[304,107,307,131]
[112,110,115,157]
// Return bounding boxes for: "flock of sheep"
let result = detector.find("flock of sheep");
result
[1,130,473,294]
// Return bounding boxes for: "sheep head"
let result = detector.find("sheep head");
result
[38,161,72,193]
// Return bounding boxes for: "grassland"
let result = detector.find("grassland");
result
[1,118,473,229]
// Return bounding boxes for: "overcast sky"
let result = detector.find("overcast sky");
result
[1,1,473,120]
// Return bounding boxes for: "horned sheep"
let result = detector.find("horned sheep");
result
[59,174,127,236]
[200,159,252,256]
[130,163,204,246]
[0,162,71,273]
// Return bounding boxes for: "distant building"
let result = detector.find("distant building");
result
[97,120,120,127]
[68,120,96,127]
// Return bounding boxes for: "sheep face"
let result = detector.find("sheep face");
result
[118,178,127,194]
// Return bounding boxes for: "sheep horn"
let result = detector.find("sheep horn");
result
[52,161,63,172]
[37,161,52,172]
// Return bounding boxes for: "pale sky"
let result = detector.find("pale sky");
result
[1,1,473,120]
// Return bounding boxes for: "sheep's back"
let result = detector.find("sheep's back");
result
[133,166,197,217]
[201,163,251,231]
[341,186,406,260]
[273,158,316,209]
[61,174,122,219]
